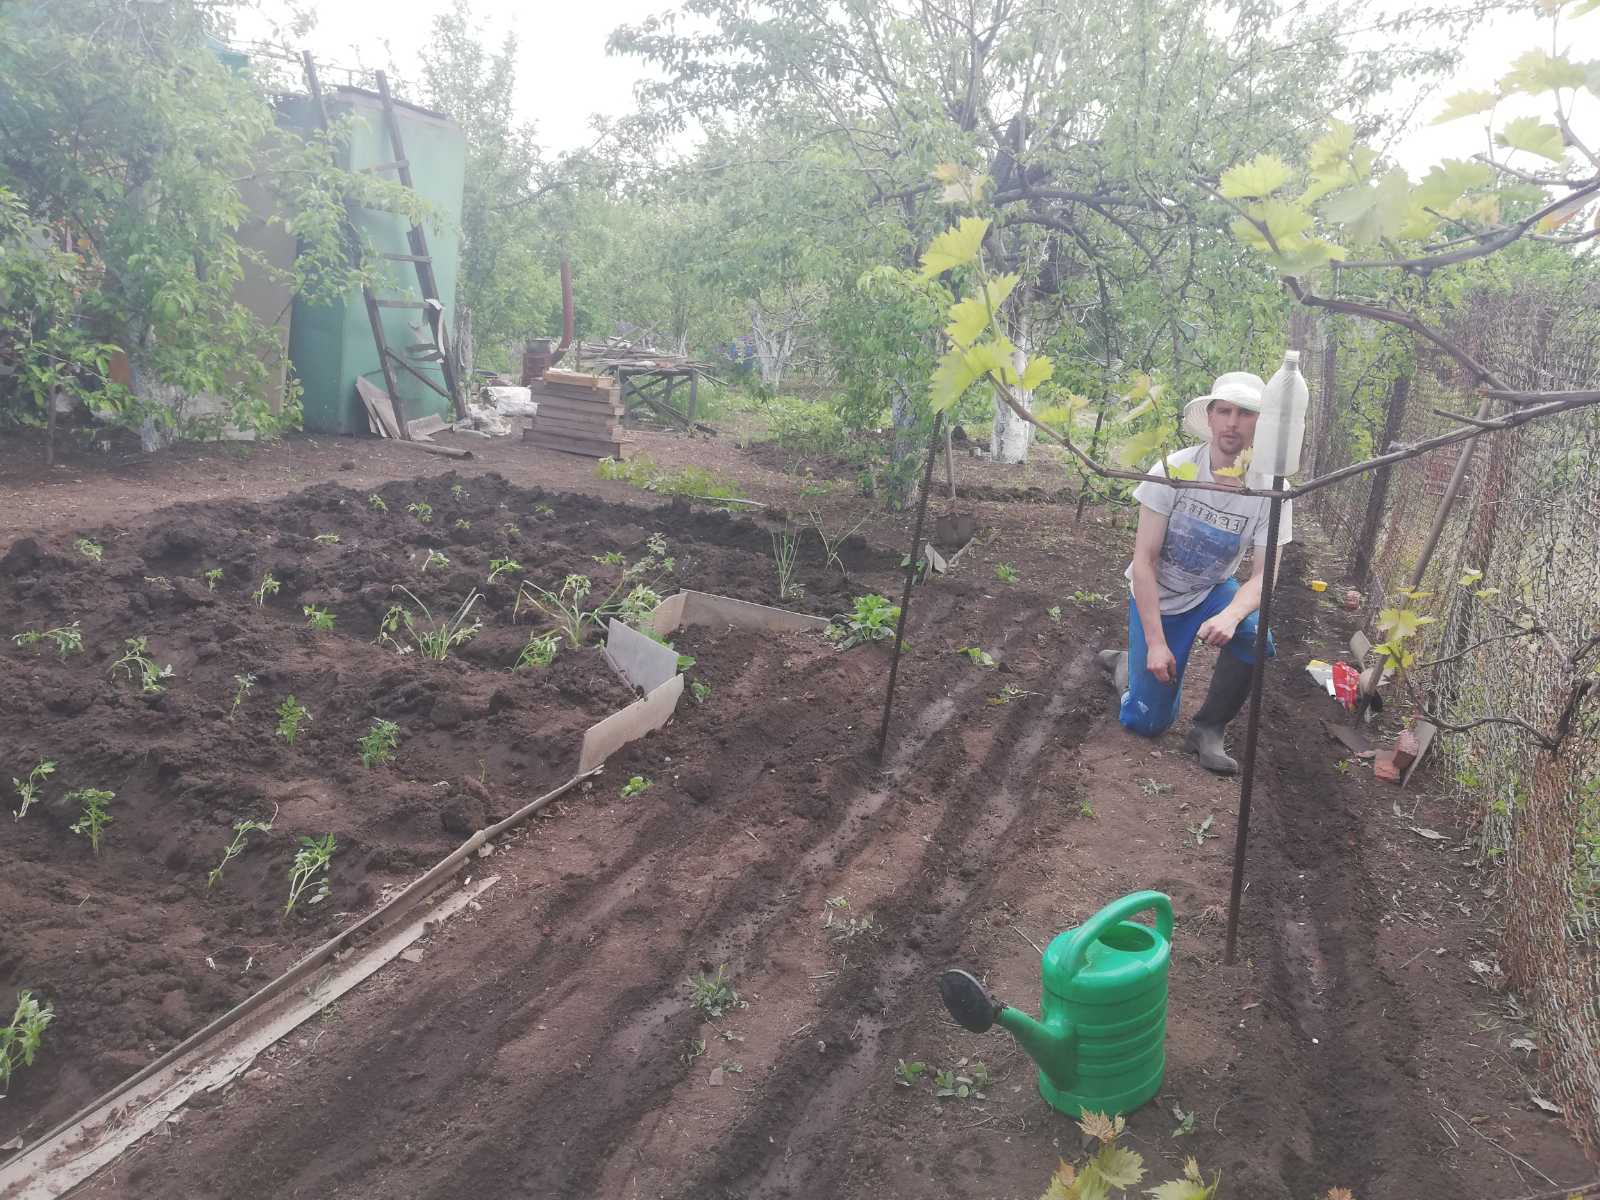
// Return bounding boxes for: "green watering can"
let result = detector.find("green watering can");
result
[939,890,1173,1117]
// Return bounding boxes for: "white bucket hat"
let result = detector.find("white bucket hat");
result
[1182,372,1266,441]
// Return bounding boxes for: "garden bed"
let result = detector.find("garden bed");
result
[0,472,893,1146]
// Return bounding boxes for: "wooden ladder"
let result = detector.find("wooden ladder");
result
[301,55,467,440]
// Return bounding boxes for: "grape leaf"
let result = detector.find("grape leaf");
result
[929,347,980,411]
[1040,1160,1077,1200]
[919,216,990,279]
[1019,354,1054,390]
[1414,159,1495,210]
[1093,1143,1145,1188]
[1320,184,1378,225]
[1430,89,1499,125]
[1076,1111,1124,1143]
[1500,47,1588,94]
[1495,116,1566,162]
[1147,1180,1216,1200]
[1306,119,1356,174]
[1169,461,1200,480]
[1219,153,1293,199]
[944,273,1017,346]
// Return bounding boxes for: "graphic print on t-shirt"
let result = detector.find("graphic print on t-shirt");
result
[1159,498,1247,601]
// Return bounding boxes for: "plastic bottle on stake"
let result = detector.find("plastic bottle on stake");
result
[1253,349,1309,480]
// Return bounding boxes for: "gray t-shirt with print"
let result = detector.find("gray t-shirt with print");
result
[1122,443,1293,615]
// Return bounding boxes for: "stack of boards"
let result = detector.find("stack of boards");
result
[525,370,635,459]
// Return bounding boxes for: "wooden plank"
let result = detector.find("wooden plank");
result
[543,370,611,390]
[524,430,635,459]
[390,438,472,460]
[535,414,622,438]
[533,403,624,424]
[375,299,427,309]
[531,387,622,407]
[356,376,403,439]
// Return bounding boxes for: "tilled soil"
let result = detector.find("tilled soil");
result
[1,442,1590,1199]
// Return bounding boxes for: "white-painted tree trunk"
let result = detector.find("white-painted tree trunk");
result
[991,315,1034,464]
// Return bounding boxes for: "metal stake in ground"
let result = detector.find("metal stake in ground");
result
[1223,474,1286,965]
[877,413,946,762]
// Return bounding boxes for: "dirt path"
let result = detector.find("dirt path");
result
[1,427,1590,1199]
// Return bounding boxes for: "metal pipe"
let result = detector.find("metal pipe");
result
[877,412,945,761]
[549,257,574,369]
[1224,477,1286,965]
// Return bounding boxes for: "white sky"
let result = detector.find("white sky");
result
[235,1,1597,172]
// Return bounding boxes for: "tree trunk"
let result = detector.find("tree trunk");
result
[991,311,1034,464]
[884,381,922,511]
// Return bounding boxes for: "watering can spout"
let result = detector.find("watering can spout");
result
[937,970,1077,1090]
[996,1004,1077,1088]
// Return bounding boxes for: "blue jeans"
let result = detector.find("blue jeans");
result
[1119,577,1273,737]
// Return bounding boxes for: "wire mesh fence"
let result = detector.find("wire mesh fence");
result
[1302,289,1600,1154]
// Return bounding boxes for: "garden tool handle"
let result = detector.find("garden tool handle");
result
[1061,890,1174,982]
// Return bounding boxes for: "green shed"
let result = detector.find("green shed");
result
[285,87,466,435]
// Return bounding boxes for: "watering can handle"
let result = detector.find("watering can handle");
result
[1061,890,1174,982]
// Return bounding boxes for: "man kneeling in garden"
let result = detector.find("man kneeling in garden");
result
[1098,372,1292,774]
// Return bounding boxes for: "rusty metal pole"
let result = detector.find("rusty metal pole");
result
[1223,475,1286,965]
[877,412,945,762]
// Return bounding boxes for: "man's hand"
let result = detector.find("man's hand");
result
[1146,642,1178,684]
[1197,612,1241,647]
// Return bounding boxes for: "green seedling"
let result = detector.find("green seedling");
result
[680,1037,706,1066]
[73,537,103,563]
[453,519,471,531]
[957,646,997,668]
[111,637,173,694]
[253,572,280,606]
[303,605,336,631]
[377,587,483,660]
[229,672,256,718]
[12,760,56,821]
[824,895,848,909]
[532,502,555,517]
[690,679,712,704]
[203,567,223,590]
[450,484,468,501]
[1070,589,1112,607]
[487,556,522,584]
[934,1058,991,1100]
[621,775,651,799]
[1187,814,1216,847]
[207,810,275,889]
[407,502,433,523]
[895,1059,927,1087]
[12,621,83,659]
[276,695,311,745]
[1139,778,1174,797]
[899,553,929,583]
[357,718,400,768]
[500,522,521,539]
[420,550,450,575]
[807,511,866,576]
[515,574,663,649]
[515,632,560,670]
[0,990,54,1098]
[368,493,389,512]
[1047,605,1062,622]
[284,832,335,915]
[827,594,901,649]
[312,532,341,545]
[592,550,625,566]
[824,910,876,942]
[1171,1101,1198,1137]
[687,965,745,1019]
[771,526,802,600]
[995,563,1019,583]
[989,684,1040,705]
[67,788,113,854]
[1079,801,1098,819]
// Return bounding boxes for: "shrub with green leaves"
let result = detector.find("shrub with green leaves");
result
[284,833,335,915]
[303,605,336,631]
[621,775,651,799]
[73,537,103,562]
[487,556,522,584]
[357,718,400,768]
[67,788,113,855]
[1036,1111,1219,1200]
[368,493,389,512]
[376,587,482,660]
[407,501,433,524]
[12,620,82,658]
[11,760,55,820]
[420,549,450,575]
[276,695,310,744]
[203,567,224,590]
[229,672,256,718]
[686,965,745,1019]
[827,594,901,649]
[514,631,560,670]
[0,990,53,1098]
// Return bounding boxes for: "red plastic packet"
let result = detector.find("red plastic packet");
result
[1332,661,1360,711]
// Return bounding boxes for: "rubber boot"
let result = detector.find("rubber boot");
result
[1183,653,1254,775]
[1096,649,1127,693]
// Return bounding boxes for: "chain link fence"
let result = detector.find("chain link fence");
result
[1300,289,1600,1155]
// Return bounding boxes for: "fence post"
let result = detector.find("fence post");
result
[1352,374,1410,586]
